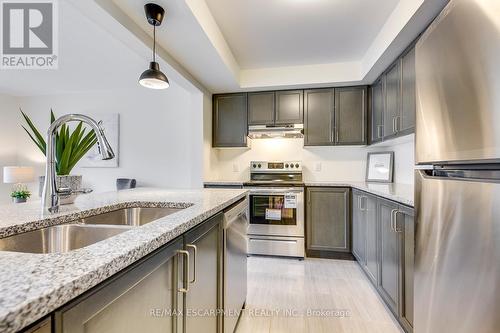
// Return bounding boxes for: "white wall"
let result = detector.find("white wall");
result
[16,85,204,194]
[0,94,23,203]
[209,135,415,185]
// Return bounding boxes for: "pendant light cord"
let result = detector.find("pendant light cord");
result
[153,25,156,63]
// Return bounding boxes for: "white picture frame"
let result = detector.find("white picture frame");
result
[366,152,394,183]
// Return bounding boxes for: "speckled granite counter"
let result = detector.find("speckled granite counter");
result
[305,182,414,207]
[0,188,247,333]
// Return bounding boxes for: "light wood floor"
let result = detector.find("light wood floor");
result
[236,256,403,333]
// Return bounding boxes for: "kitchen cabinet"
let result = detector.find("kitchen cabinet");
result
[335,86,367,145]
[24,318,51,333]
[369,43,416,144]
[306,187,350,256]
[370,78,385,144]
[304,89,335,146]
[352,190,378,285]
[377,197,401,316]
[384,61,401,141]
[399,206,414,333]
[400,47,416,135]
[183,213,222,333]
[55,238,185,333]
[248,91,275,126]
[275,90,304,124]
[213,93,248,147]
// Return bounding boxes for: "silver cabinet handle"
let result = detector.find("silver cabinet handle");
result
[335,128,339,143]
[186,244,197,284]
[360,196,366,211]
[392,117,396,133]
[394,210,402,233]
[357,196,361,211]
[390,209,398,232]
[377,124,384,138]
[395,116,400,132]
[177,250,189,293]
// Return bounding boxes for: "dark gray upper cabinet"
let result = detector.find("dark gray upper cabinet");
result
[384,61,401,140]
[248,91,275,126]
[370,78,385,144]
[275,90,304,124]
[335,86,367,145]
[400,47,416,135]
[304,89,335,146]
[213,94,248,148]
[306,187,350,254]
[400,205,414,333]
[377,197,401,316]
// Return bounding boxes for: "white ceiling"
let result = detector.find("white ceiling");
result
[205,0,399,69]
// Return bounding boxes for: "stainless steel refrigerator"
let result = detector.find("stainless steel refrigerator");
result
[415,0,500,332]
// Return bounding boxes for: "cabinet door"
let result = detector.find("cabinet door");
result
[248,92,275,126]
[384,61,401,140]
[335,87,367,145]
[352,190,366,263]
[213,94,248,147]
[364,193,378,285]
[275,90,304,124]
[304,89,335,146]
[399,205,414,332]
[184,213,222,333]
[377,198,401,316]
[400,47,416,135]
[306,187,350,253]
[370,78,385,143]
[57,238,184,333]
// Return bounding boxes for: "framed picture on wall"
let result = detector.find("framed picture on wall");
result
[366,152,394,183]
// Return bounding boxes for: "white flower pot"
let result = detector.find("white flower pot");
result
[39,175,82,205]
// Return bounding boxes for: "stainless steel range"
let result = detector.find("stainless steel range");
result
[244,161,305,258]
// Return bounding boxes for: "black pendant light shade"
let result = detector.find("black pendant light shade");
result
[139,3,169,89]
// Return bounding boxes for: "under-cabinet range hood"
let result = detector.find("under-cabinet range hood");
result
[247,124,304,139]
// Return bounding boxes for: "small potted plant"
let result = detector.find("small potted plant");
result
[20,109,98,204]
[10,185,31,203]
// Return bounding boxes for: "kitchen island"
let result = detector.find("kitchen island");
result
[0,188,247,333]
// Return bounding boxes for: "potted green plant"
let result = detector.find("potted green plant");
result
[10,185,31,203]
[20,109,98,204]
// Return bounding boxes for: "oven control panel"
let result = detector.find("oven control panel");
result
[250,161,302,172]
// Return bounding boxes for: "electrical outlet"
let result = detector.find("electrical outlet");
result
[232,164,239,172]
[315,162,322,172]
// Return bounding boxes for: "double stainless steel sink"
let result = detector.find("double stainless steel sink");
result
[0,207,184,254]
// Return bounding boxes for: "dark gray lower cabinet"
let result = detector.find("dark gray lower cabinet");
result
[352,190,378,285]
[54,214,223,333]
[56,238,184,333]
[378,198,401,315]
[399,206,414,333]
[213,94,248,147]
[306,187,350,256]
[352,191,414,333]
[183,213,222,333]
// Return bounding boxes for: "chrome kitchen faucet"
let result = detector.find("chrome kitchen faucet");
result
[42,114,115,213]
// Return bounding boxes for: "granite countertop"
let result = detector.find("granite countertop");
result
[204,180,245,186]
[305,181,414,207]
[0,188,247,333]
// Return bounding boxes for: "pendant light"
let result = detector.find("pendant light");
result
[139,3,169,89]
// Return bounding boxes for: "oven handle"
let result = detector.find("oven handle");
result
[247,188,304,195]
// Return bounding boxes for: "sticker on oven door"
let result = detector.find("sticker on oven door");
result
[265,208,282,220]
[284,193,297,209]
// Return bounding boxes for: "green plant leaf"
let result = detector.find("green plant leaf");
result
[20,109,46,152]
[22,126,45,155]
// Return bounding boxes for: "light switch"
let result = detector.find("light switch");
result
[314,162,322,172]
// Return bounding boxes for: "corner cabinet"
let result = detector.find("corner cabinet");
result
[213,94,248,147]
[304,87,367,146]
[306,187,351,257]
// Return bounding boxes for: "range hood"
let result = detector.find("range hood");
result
[247,124,304,139]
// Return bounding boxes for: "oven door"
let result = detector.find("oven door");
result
[246,187,304,237]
